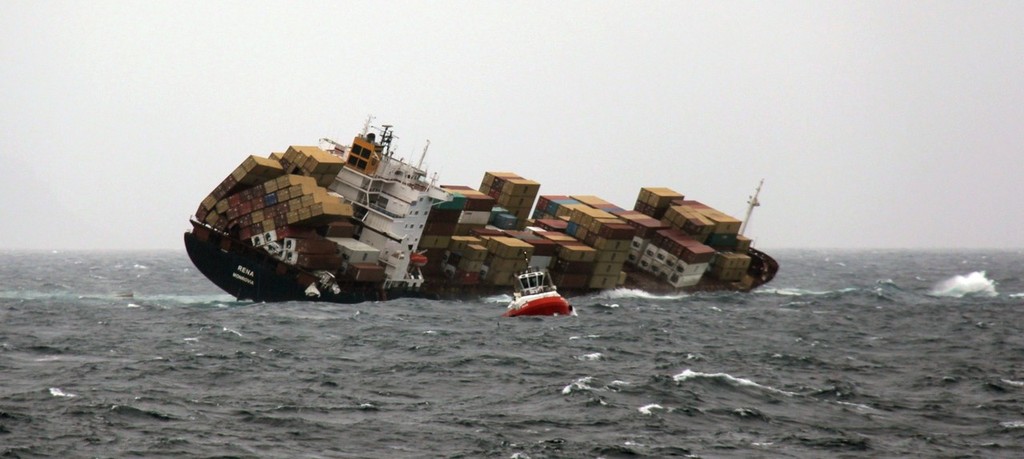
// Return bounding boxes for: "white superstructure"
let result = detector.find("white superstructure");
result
[322,125,451,290]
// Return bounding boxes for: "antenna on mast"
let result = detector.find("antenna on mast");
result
[418,140,430,169]
[739,179,764,236]
[361,115,375,137]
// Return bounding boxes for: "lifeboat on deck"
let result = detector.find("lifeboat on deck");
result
[502,267,574,317]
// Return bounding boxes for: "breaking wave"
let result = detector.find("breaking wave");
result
[929,271,998,298]
[673,369,797,396]
[592,288,687,301]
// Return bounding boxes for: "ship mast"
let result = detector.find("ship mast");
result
[417,140,430,169]
[739,179,764,236]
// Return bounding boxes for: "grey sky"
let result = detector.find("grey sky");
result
[2,1,1022,250]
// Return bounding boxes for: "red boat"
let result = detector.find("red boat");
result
[502,267,574,317]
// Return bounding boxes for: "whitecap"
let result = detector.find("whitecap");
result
[672,369,796,396]
[222,327,242,337]
[482,294,513,303]
[126,303,140,308]
[1001,379,1024,388]
[576,353,602,361]
[423,330,438,335]
[568,334,600,340]
[761,288,832,296]
[835,400,880,413]
[1009,293,1024,298]
[183,337,199,342]
[638,403,663,415]
[594,288,687,301]
[133,264,148,270]
[1000,420,1024,429]
[562,376,594,395]
[49,387,76,398]
[929,271,998,298]
[610,380,631,387]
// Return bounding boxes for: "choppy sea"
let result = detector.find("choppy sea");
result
[1,249,1023,458]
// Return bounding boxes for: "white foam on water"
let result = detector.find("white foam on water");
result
[929,271,998,298]
[183,337,199,342]
[575,352,602,361]
[222,327,242,337]
[1001,379,1024,387]
[482,294,513,304]
[638,403,663,415]
[1009,292,1024,298]
[673,369,796,396]
[594,288,687,301]
[835,400,880,413]
[568,334,601,340]
[1000,420,1024,429]
[759,288,832,296]
[562,376,594,395]
[49,387,76,398]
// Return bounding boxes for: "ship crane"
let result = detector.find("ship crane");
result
[739,179,764,236]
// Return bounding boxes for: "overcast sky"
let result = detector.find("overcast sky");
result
[2,1,1022,250]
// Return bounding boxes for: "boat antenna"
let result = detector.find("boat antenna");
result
[378,124,395,157]
[417,140,430,169]
[361,115,375,137]
[739,179,764,236]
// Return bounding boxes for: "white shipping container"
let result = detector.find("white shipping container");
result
[667,273,702,288]
[528,255,553,269]
[459,210,491,225]
[672,260,709,277]
[328,237,381,264]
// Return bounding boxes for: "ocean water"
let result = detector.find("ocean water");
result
[1,249,1023,458]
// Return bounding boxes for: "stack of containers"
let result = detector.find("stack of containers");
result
[201,168,354,241]
[441,185,496,236]
[479,172,541,230]
[443,236,488,285]
[639,229,716,287]
[504,230,559,270]
[194,148,357,271]
[281,235,343,270]
[710,251,752,282]
[481,236,535,286]
[613,210,670,266]
[278,146,346,187]
[326,237,381,279]
[533,195,576,220]
[634,187,685,219]
[420,193,462,250]
[571,195,623,213]
[545,233,597,289]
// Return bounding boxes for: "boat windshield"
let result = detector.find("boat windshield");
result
[517,271,549,295]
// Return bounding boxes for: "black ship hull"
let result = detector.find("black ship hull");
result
[185,223,778,304]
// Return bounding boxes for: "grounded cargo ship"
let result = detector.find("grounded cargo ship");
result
[184,123,778,303]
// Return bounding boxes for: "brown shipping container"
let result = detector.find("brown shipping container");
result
[588,274,620,289]
[556,243,598,263]
[423,222,458,236]
[419,235,450,249]
[348,263,387,282]
[296,253,343,270]
[552,259,595,275]
[324,220,356,238]
[427,208,462,223]
[448,236,483,252]
[551,272,589,289]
